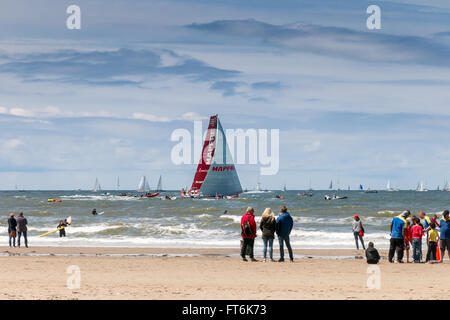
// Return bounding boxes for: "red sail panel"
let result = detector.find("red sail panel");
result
[189,115,218,192]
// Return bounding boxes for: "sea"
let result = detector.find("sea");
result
[0,190,448,249]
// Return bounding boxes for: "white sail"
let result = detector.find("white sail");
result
[92,178,101,192]
[117,177,120,190]
[156,175,163,192]
[443,179,450,191]
[386,180,398,191]
[137,176,150,192]
[416,181,428,192]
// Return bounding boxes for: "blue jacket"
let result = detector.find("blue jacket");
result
[276,212,293,238]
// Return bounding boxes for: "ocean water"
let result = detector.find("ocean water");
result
[0,190,448,249]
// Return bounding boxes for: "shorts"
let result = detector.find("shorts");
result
[440,239,450,251]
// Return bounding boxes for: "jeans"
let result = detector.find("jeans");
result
[18,231,28,247]
[8,230,16,247]
[388,238,404,262]
[353,231,365,250]
[412,238,422,263]
[241,238,254,259]
[263,238,274,259]
[426,241,437,262]
[278,236,293,261]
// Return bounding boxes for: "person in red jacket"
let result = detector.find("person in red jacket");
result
[240,206,257,262]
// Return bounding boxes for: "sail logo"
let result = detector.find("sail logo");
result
[171,119,279,175]
[212,166,235,172]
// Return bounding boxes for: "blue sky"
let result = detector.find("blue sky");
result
[1,0,450,190]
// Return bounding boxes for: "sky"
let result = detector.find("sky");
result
[1,0,450,190]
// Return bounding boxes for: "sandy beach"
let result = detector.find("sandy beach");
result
[0,246,448,300]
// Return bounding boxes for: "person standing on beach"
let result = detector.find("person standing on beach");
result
[352,215,365,250]
[7,213,17,247]
[404,220,412,263]
[426,222,439,263]
[276,206,294,262]
[240,206,257,262]
[388,210,410,263]
[16,212,28,248]
[260,208,276,262]
[411,217,424,263]
[439,210,450,263]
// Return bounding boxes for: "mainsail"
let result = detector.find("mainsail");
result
[93,178,101,192]
[328,180,333,190]
[156,175,163,192]
[137,176,150,192]
[189,115,242,196]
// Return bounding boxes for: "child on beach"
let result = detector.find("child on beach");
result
[426,222,439,263]
[365,242,380,264]
[411,217,424,263]
[404,221,412,263]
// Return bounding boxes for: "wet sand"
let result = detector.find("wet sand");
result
[0,246,448,300]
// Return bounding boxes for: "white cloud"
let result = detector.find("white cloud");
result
[9,108,34,117]
[181,112,207,121]
[132,112,171,122]
[303,140,321,152]
[1,139,23,150]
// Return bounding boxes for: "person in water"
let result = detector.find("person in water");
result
[260,208,276,262]
[7,213,17,247]
[365,242,380,264]
[276,206,294,262]
[92,208,97,216]
[352,215,365,250]
[57,220,67,237]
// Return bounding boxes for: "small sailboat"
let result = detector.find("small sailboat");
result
[137,176,150,193]
[328,180,333,190]
[282,183,287,192]
[156,175,164,192]
[443,179,450,191]
[359,184,363,190]
[386,180,399,191]
[416,181,428,192]
[116,177,120,191]
[92,178,102,193]
[308,177,313,191]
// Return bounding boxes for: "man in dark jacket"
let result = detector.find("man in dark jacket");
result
[276,206,294,262]
[16,212,28,248]
[365,242,380,264]
[8,213,17,247]
[240,206,257,262]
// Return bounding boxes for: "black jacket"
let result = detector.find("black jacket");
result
[260,216,276,239]
[365,247,380,263]
[8,217,17,232]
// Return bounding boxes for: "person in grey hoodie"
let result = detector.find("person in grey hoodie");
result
[16,212,28,248]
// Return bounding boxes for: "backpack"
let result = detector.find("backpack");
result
[241,215,254,237]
